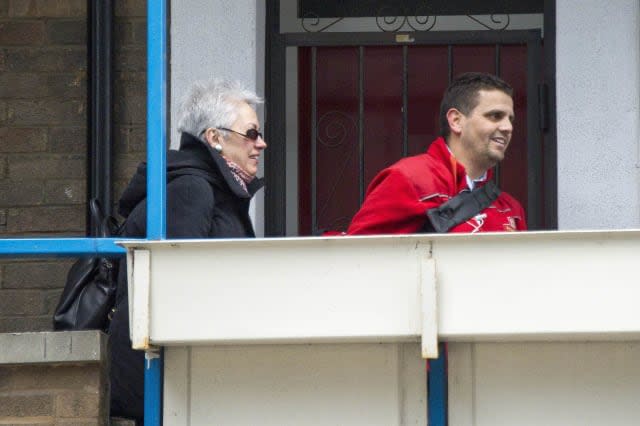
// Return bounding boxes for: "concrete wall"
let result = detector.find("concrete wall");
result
[170,0,266,236]
[556,0,640,229]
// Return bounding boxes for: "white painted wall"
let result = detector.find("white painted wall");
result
[170,0,266,236]
[164,343,426,426]
[556,0,640,229]
[449,342,640,426]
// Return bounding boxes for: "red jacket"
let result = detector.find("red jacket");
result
[347,137,527,235]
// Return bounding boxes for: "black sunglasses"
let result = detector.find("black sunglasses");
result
[218,127,263,141]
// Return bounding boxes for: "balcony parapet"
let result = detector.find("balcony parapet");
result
[120,229,640,357]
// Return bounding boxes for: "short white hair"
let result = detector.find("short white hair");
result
[177,79,263,140]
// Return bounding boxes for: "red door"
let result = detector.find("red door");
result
[298,41,537,235]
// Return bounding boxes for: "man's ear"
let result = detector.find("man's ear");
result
[446,108,464,135]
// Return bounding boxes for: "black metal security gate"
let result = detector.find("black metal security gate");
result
[265,1,557,236]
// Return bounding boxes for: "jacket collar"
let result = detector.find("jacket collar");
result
[179,132,264,198]
[427,137,494,191]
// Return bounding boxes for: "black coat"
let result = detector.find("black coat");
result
[109,132,264,422]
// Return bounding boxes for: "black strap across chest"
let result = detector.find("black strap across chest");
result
[422,181,501,233]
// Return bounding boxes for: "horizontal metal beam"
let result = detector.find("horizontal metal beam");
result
[299,0,543,17]
[0,238,130,257]
[283,29,540,46]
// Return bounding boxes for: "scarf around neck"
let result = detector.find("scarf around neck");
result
[223,156,255,194]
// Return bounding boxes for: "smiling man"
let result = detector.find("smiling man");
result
[347,72,527,235]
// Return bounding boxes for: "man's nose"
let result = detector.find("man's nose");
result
[500,118,513,132]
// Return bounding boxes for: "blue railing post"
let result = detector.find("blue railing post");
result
[147,0,167,241]
[428,343,448,425]
[144,349,164,426]
[145,0,167,424]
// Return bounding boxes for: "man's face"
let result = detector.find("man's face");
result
[458,89,514,169]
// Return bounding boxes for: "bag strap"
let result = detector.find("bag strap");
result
[424,181,501,233]
[89,199,122,238]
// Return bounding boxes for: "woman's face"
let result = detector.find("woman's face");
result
[217,102,267,176]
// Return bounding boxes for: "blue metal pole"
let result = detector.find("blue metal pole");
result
[147,0,167,241]
[428,343,448,426]
[0,238,127,257]
[145,0,167,424]
[144,349,164,426]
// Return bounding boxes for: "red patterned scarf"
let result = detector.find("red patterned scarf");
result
[223,156,254,193]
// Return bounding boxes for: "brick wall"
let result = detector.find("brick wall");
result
[0,0,147,333]
[0,363,108,424]
[113,0,146,198]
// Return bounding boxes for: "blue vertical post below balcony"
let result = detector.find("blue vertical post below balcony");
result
[145,0,167,424]
[428,343,448,426]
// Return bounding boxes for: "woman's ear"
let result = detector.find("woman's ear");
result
[446,108,464,135]
[203,128,222,147]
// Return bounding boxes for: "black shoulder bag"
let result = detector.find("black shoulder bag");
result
[53,199,122,332]
[422,181,501,233]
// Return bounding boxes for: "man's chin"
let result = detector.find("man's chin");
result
[489,148,506,161]
[487,154,505,167]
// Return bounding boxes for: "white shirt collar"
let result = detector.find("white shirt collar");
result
[466,172,487,190]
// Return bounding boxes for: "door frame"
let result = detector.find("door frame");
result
[265,0,557,236]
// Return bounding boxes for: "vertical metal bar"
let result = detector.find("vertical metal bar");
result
[147,0,167,240]
[264,0,287,236]
[402,45,408,157]
[311,47,318,234]
[494,44,502,185]
[428,343,448,426]
[543,0,558,229]
[144,350,163,426]
[145,0,167,424]
[358,46,365,204]
[439,44,453,426]
[87,0,113,233]
[447,45,453,83]
[527,33,543,229]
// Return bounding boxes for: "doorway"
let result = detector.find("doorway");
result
[265,1,556,236]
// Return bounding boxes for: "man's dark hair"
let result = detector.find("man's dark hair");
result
[439,72,513,138]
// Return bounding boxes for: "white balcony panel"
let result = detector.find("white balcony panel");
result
[121,229,640,348]
[123,236,432,347]
[434,229,640,341]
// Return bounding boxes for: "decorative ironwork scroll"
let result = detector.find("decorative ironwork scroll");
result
[301,13,344,32]
[297,0,535,32]
[375,15,437,32]
[317,111,356,148]
[315,111,358,233]
[466,14,511,31]
[301,13,512,33]
[407,14,438,31]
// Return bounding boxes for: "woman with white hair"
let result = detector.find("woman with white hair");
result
[108,79,267,423]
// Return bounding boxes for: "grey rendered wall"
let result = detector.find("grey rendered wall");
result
[556,0,640,229]
[170,0,266,236]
